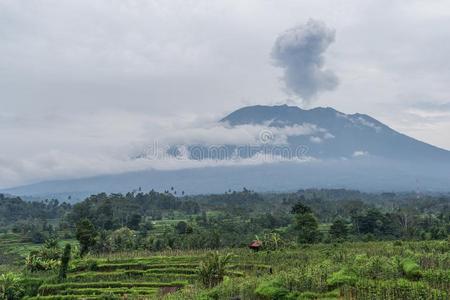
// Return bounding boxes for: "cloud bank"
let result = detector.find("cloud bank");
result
[272,19,338,102]
[0,112,325,189]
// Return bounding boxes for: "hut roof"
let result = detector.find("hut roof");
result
[248,240,262,248]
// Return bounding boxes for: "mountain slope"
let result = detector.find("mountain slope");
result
[3,105,450,199]
[221,105,450,161]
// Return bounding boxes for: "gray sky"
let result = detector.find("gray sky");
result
[1,0,450,188]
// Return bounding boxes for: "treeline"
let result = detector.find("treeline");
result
[1,189,450,254]
[0,194,70,225]
[66,191,200,230]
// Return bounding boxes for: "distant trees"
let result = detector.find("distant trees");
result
[3,188,450,257]
[67,192,200,232]
[127,214,142,231]
[175,221,193,234]
[0,194,70,229]
[330,219,348,241]
[110,227,135,252]
[291,200,312,215]
[76,219,97,257]
[292,202,321,243]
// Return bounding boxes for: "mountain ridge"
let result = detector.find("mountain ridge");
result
[220,104,450,162]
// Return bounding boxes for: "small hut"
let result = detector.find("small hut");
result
[248,240,262,252]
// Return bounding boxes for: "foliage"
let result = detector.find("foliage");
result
[401,258,422,280]
[198,252,233,288]
[0,273,24,300]
[254,279,289,299]
[109,227,135,252]
[327,267,357,287]
[294,213,321,244]
[25,253,60,272]
[75,219,97,257]
[58,244,72,281]
[25,240,61,272]
[261,232,285,251]
[329,219,348,241]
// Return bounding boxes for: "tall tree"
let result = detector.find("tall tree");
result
[292,202,320,243]
[76,219,97,257]
[329,219,348,240]
[58,244,71,281]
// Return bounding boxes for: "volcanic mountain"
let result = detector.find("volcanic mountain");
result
[3,105,450,200]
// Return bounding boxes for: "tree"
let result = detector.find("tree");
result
[295,213,321,243]
[175,221,193,234]
[291,202,320,243]
[330,219,348,240]
[58,244,71,281]
[97,199,114,230]
[291,200,312,215]
[110,227,136,251]
[127,214,142,230]
[76,219,97,257]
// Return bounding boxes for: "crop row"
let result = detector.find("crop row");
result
[73,262,200,272]
[423,270,450,291]
[75,255,202,265]
[38,281,187,296]
[68,269,243,282]
[340,279,448,300]
[26,296,98,300]
[68,271,197,283]
[45,287,158,296]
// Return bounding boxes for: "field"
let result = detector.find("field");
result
[5,240,448,300]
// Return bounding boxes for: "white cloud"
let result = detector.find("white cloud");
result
[0,111,326,188]
[309,136,323,144]
[353,150,369,157]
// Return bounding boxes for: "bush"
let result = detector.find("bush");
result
[25,253,60,272]
[401,258,422,280]
[0,273,24,300]
[327,268,357,288]
[198,252,232,288]
[254,280,289,300]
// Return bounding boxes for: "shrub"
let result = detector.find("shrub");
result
[401,258,422,280]
[25,253,59,272]
[327,268,357,288]
[198,252,232,288]
[254,280,289,300]
[0,273,24,300]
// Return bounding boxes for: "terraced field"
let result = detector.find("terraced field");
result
[26,255,266,299]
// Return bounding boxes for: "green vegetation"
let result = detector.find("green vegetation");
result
[0,189,449,299]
